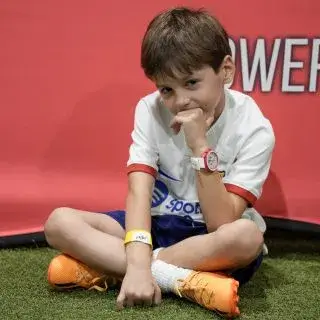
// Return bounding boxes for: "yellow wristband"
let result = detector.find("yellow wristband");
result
[124,229,152,247]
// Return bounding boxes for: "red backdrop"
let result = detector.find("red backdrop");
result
[0,0,319,237]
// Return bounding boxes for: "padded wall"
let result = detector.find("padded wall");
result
[0,0,319,239]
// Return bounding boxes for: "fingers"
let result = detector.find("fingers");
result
[117,290,160,310]
[205,115,215,128]
[171,108,214,134]
[141,296,153,307]
[125,297,134,308]
[117,291,153,310]
[170,119,182,134]
[116,272,161,311]
[153,284,162,306]
[116,290,126,311]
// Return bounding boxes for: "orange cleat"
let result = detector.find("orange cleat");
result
[176,271,240,318]
[47,254,120,291]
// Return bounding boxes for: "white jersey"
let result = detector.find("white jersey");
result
[127,88,275,233]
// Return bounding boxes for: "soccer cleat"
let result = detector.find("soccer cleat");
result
[47,254,120,291]
[175,271,240,317]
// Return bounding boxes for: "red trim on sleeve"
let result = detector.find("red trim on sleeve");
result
[127,164,157,178]
[224,183,257,206]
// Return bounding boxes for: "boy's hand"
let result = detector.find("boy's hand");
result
[116,265,161,310]
[170,108,214,154]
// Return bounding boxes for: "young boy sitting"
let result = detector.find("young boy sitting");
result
[44,6,275,318]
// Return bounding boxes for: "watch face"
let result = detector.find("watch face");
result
[206,150,218,171]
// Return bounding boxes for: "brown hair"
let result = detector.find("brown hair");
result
[141,7,231,80]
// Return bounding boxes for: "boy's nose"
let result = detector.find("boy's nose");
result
[175,95,191,111]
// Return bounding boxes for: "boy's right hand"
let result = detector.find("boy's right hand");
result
[116,265,162,310]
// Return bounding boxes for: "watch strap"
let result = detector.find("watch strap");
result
[190,157,205,170]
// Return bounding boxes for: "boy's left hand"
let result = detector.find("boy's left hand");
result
[170,108,214,154]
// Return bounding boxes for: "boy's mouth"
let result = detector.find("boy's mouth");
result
[177,104,200,113]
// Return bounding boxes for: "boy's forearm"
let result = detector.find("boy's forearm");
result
[195,170,236,231]
[192,147,236,231]
[124,189,153,269]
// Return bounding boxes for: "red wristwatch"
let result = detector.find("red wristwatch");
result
[190,148,219,172]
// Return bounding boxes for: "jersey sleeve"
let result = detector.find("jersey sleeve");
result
[127,98,159,178]
[223,124,275,206]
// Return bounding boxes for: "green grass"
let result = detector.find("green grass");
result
[0,230,319,320]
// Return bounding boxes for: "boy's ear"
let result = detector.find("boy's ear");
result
[221,55,235,84]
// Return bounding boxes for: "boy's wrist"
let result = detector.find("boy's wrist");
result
[191,143,210,157]
[126,241,152,269]
[127,261,151,272]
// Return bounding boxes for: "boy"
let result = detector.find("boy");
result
[44,7,275,318]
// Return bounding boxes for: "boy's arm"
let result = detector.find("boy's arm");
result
[117,171,162,310]
[194,156,247,232]
[194,127,274,232]
[116,98,161,309]
[125,171,155,269]
[171,107,274,233]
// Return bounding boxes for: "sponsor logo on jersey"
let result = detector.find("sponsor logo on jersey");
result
[152,179,169,207]
[151,167,225,216]
[151,177,201,215]
[164,198,201,214]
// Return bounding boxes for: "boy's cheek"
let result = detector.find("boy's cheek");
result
[164,103,178,115]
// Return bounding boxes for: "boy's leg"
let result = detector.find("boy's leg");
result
[45,207,262,278]
[157,218,263,272]
[44,207,127,277]
[45,209,257,316]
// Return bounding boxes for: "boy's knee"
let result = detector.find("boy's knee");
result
[216,219,263,261]
[237,219,264,252]
[44,207,73,242]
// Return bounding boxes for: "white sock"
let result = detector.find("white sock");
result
[152,247,163,260]
[151,259,192,293]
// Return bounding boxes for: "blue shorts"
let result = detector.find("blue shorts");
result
[105,210,263,286]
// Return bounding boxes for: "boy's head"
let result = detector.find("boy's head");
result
[141,7,231,79]
[141,7,234,117]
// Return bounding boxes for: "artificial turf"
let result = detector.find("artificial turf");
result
[0,229,319,319]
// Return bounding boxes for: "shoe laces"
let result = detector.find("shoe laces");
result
[175,272,215,306]
[75,266,108,291]
[89,276,120,292]
[88,277,109,292]
[176,272,239,318]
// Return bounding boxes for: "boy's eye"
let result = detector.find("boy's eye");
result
[186,79,198,87]
[160,87,172,95]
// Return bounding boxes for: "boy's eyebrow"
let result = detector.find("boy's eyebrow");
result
[155,83,167,88]
[155,80,174,88]
[156,74,195,88]
[179,75,192,81]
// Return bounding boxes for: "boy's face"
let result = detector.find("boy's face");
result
[155,57,234,121]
